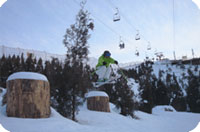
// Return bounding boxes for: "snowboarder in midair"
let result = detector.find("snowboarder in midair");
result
[95,50,118,82]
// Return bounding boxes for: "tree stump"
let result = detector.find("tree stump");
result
[6,72,51,118]
[86,91,110,112]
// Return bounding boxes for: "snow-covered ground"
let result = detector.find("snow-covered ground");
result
[1,46,200,132]
[0,88,200,132]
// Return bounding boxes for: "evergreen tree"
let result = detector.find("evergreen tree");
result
[12,55,21,72]
[35,58,44,73]
[154,70,170,105]
[48,58,65,110]
[186,69,200,113]
[138,61,154,114]
[123,68,139,81]
[49,58,63,97]
[44,61,52,80]
[114,77,135,117]
[0,55,7,87]
[20,53,26,71]
[25,53,36,71]
[62,7,93,121]
[169,73,186,111]
[7,55,13,76]
[0,55,15,87]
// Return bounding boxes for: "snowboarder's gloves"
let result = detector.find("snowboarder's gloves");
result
[114,60,118,65]
[103,61,107,65]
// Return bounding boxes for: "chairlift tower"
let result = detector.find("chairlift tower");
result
[192,48,194,59]
[172,0,176,60]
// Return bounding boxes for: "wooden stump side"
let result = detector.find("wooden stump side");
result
[6,79,51,118]
[87,96,110,112]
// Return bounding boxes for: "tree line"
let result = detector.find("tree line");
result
[123,61,200,113]
[0,53,136,119]
[1,53,200,120]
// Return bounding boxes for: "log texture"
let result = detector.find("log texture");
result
[87,93,110,112]
[6,79,50,118]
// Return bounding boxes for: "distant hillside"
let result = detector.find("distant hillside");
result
[0,45,99,68]
[0,45,66,62]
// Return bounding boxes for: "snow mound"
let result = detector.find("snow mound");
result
[7,72,48,82]
[0,124,9,132]
[152,105,176,114]
[86,91,108,98]
[190,122,200,132]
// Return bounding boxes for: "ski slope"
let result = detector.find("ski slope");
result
[0,88,199,132]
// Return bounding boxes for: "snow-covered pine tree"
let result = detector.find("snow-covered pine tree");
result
[186,69,200,113]
[169,73,186,111]
[62,7,93,121]
[138,61,154,114]
[123,68,139,81]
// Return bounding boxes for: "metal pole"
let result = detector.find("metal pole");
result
[173,0,176,60]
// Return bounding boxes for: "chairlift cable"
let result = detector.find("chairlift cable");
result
[105,0,150,43]
[73,0,135,46]
[89,13,135,46]
[172,0,176,60]
[104,0,156,55]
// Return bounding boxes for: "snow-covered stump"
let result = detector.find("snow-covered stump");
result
[6,72,51,118]
[86,91,110,112]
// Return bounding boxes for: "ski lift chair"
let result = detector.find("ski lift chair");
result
[119,43,125,49]
[113,8,120,22]
[135,50,139,56]
[119,36,125,49]
[135,30,140,40]
[119,40,125,49]
[147,42,151,50]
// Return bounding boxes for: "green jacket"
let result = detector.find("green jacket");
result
[96,55,115,68]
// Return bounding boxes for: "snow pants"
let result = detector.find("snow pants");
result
[96,66,111,80]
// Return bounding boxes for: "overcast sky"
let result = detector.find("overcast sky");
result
[0,0,200,63]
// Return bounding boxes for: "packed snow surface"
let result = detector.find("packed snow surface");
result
[0,88,200,132]
[86,91,109,98]
[7,72,48,82]
[190,122,200,132]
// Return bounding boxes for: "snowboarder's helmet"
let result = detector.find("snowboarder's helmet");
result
[103,50,111,57]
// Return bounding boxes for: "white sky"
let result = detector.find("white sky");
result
[0,0,200,63]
